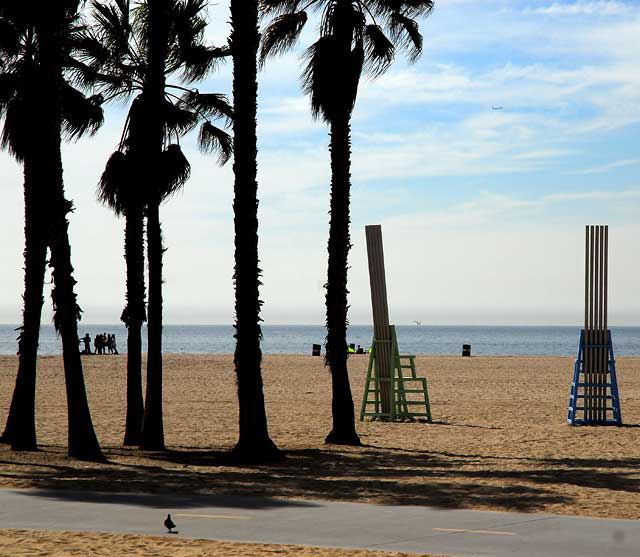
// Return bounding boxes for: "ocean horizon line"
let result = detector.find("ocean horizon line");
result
[1,322,639,328]
[1,323,638,357]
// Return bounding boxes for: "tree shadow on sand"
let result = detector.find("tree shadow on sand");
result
[5,443,639,514]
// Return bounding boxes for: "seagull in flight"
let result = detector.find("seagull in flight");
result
[413,320,422,326]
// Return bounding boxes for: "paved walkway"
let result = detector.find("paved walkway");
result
[0,489,638,556]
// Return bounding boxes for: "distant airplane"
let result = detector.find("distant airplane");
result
[413,320,422,325]
[492,106,503,110]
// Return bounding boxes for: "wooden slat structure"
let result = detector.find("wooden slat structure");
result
[365,225,393,415]
[363,225,431,421]
[567,225,622,425]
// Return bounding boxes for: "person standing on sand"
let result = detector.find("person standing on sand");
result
[110,334,119,355]
[79,333,92,355]
[94,334,101,355]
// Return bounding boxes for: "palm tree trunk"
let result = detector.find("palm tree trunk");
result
[139,0,168,450]
[0,152,47,451]
[140,199,164,449]
[324,112,361,446]
[122,206,145,446]
[229,0,282,462]
[38,3,103,461]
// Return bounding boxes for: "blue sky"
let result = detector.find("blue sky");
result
[0,0,638,325]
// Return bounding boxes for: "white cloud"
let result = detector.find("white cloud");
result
[569,158,640,174]
[543,189,640,202]
[532,1,632,16]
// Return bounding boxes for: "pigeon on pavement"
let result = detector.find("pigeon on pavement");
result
[164,513,177,533]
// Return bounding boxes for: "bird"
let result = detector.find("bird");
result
[491,106,503,110]
[164,514,177,534]
[413,320,422,326]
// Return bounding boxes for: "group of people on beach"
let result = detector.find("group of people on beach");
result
[80,333,118,355]
[348,343,366,354]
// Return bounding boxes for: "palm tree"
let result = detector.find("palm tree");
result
[85,0,232,448]
[260,0,433,444]
[0,2,104,457]
[35,0,104,460]
[137,0,171,450]
[98,134,147,447]
[0,4,48,452]
[89,0,148,447]
[229,0,283,462]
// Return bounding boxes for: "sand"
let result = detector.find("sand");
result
[1,352,639,554]
[0,529,442,557]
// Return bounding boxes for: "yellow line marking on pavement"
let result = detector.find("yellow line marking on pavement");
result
[175,513,252,520]
[433,528,516,536]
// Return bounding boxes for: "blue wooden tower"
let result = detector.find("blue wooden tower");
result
[567,225,622,426]
[567,329,622,425]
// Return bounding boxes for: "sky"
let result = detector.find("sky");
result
[0,0,639,326]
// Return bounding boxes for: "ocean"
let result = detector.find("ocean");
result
[0,324,638,356]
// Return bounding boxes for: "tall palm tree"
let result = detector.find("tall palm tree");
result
[229,0,283,462]
[138,0,171,450]
[98,129,147,447]
[89,0,149,447]
[0,4,48,452]
[35,0,104,460]
[0,2,104,457]
[86,0,232,448]
[260,0,433,444]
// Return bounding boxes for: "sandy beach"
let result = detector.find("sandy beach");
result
[0,528,443,557]
[1,352,639,554]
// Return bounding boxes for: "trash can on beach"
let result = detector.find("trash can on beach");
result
[312,344,321,356]
[462,344,471,357]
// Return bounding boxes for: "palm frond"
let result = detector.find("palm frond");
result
[0,97,28,161]
[165,0,229,81]
[158,144,191,201]
[404,0,435,18]
[389,12,423,61]
[301,36,338,121]
[98,150,130,215]
[91,0,131,55]
[162,99,199,136]
[0,71,19,114]
[259,11,307,66]
[302,34,362,121]
[363,24,394,77]
[260,0,301,16]
[320,0,364,39]
[349,38,365,105]
[372,0,434,19]
[61,82,104,140]
[175,45,230,82]
[179,90,233,122]
[198,121,232,165]
[72,27,113,70]
[0,18,22,58]
[172,0,209,43]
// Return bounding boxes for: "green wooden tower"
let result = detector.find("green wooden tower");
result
[360,325,432,421]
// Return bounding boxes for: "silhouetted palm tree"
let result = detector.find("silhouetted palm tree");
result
[88,0,147,447]
[260,0,433,444]
[0,2,104,458]
[98,134,147,446]
[229,0,283,462]
[86,0,232,448]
